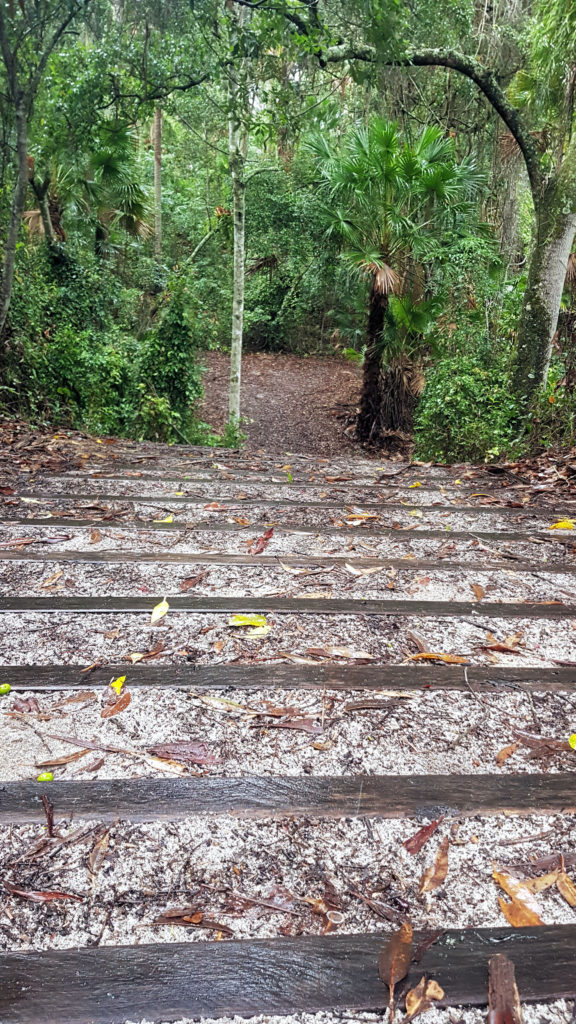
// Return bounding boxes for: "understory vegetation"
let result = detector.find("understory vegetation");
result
[1,0,576,459]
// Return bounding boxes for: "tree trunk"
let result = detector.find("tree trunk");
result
[357,282,386,442]
[513,173,576,400]
[0,100,29,342]
[153,106,162,266]
[227,4,247,430]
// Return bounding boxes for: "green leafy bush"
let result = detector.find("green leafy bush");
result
[414,356,522,462]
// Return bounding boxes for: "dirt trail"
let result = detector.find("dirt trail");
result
[199,351,362,455]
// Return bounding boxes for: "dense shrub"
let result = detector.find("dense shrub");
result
[414,356,522,462]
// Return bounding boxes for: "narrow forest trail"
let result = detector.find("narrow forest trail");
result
[0,430,576,1024]
[199,352,363,455]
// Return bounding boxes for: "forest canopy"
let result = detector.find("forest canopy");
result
[1,0,575,460]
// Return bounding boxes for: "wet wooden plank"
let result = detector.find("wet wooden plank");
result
[1,925,575,1023]
[2,515,571,544]
[15,491,564,516]
[2,774,576,825]
[2,548,575,575]
[3,663,576,692]
[1,594,575,618]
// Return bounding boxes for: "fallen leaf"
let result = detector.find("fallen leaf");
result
[153,515,174,523]
[89,830,110,874]
[248,528,274,554]
[147,740,221,765]
[408,482,422,488]
[40,570,63,589]
[151,599,169,625]
[496,742,518,766]
[557,871,576,906]
[90,529,102,544]
[36,749,92,767]
[409,508,423,518]
[228,614,268,628]
[101,691,131,718]
[180,573,206,591]
[419,837,450,894]
[405,976,445,1021]
[409,652,470,664]
[548,519,575,530]
[306,646,375,660]
[5,884,83,902]
[471,583,485,601]
[378,921,413,1018]
[278,562,323,576]
[247,625,272,637]
[344,562,385,576]
[497,894,544,927]
[493,868,545,925]
[109,675,126,695]
[152,908,233,935]
[403,818,443,855]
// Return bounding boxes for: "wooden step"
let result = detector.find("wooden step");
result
[2,547,576,575]
[3,663,575,691]
[2,774,575,825]
[15,491,566,516]
[1,594,574,618]
[1,925,575,1022]
[3,514,571,545]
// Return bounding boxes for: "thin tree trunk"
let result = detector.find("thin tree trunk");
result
[513,173,576,399]
[0,100,29,342]
[153,106,162,266]
[357,282,386,442]
[227,5,247,430]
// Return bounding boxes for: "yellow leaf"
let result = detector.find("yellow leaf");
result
[228,614,268,628]
[153,516,174,524]
[151,599,170,625]
[549,519,576,530]
[408,481,422,488]
[174,491,184,496]
[569,734,576,749]
[109,675,126,694]
[247,625,272,637]
[409,509,423,518]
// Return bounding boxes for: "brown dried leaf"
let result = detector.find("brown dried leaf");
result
[36,749,92,768]
[88,830,110,874]
[180,573,206,592]
[147,740,221,765]
[409,652,470,664]
[40,569,63,589]
[496,742,518,766]
[405,976,445,1021]
[378,921,413,1017]
[5,884,83,903]
[471,583,485,601]
[152,908,233,935]
[248,527,274,555]
[90,529,102,544]
[306,646,375,660]
[101,690,131,719]
[493,869,545,924]
[556,871,576,906]
[403,818,442,856]
[419,837,450,894]
[497,894,544,927]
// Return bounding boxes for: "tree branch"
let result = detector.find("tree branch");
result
[323,44,544,202]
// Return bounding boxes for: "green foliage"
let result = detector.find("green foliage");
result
[414,356,522,462]
[4,246,218,443]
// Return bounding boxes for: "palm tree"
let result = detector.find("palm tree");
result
[310,119,484,444]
